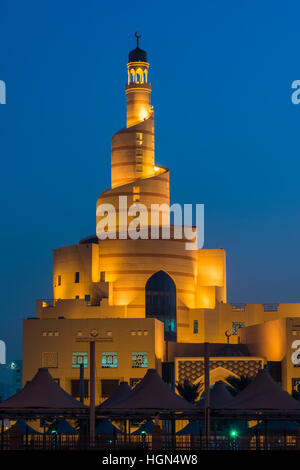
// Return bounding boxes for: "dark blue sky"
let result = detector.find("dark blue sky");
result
[1,0,300,361]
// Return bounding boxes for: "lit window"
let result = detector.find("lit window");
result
[232,321,245,335]
[85,294,91,305]
[136,132,143,143]
[54,331,59,336]
[72,352,88,369]
[100,271,105,282]
[133,186,140,202]
[136,165,143,172]
[193,320,198,334]
[75,272,80,283]
[132,352,148,368]
[58,275,61,286]
[42,331,47,336]
[102,352,118,368]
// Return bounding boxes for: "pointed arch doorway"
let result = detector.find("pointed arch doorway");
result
[145,270,177,341]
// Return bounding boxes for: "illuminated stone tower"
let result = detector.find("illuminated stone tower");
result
[98,34,170,231]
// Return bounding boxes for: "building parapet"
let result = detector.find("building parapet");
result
[36,298,127,320]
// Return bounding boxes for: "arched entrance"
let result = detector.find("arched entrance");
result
[145,271,177,341]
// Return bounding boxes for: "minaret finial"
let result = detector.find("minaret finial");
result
[135,32,141,48]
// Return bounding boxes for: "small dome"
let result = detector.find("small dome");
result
[129,47,147,63]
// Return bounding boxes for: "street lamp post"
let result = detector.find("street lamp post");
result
[76,329,113,446]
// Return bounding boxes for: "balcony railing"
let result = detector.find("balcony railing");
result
[230,303,246,312]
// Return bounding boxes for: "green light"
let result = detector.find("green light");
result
[230,429,238,437]
[51,430,57,435]
[141,431,147,435]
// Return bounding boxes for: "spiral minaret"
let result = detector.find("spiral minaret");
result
[96,35,170,233]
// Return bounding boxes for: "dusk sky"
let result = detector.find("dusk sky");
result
[1,0,300,361]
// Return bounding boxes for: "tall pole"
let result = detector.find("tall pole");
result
[89,341,95,445]
[204,342,210,448]
[79,363,84,404]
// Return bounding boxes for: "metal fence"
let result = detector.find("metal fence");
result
[0,434,299,451]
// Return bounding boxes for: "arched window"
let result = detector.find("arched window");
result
[145,271,176,341]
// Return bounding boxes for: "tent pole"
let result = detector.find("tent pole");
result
[204,342,210,449]
[89,341,95,447]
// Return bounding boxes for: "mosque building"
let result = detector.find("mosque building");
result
[22,36,300,403]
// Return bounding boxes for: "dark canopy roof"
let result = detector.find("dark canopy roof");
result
[131,419,154,435]
[250,420,300,433]
[97,382,132,410]
[5,418,40,435]
[197,381,233,409]
[46,419,79,435]
[0,368,86,411]
[107,369,195,411]
[225,370,300,410]
[176,421,204,436]
[95,419,122,435]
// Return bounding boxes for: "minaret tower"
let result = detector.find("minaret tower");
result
[110,34,156,189]
[97,34,170,232]
[126,33,152,127]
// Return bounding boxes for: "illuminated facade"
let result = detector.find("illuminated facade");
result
[23,38,300,402]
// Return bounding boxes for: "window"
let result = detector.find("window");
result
[58,275,61,286]
[136,132,143,144]
[101,379,119,398]
[100,271,105,282]
[85,294,91,305]
[232,321,245,335]
[136,164,143,172]
[102,352,118,368]
[193,320,198,334]
[133,186,140,202]
[42,352,58,368]
[75,272,80,283]
[71,379,89,398]
[75,295,79,300]
[72,352,88,369]
[132,352,148,368]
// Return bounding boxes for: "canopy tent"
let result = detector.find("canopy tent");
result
[97,382,132,409]
[225,370,300,411]
[4,418,40,435]
[176,420,204,436]
[46,419,79,435]
[197,381,233,409]
[0,368,86,413]
[250,420,300,434]
[95,419,122,435]
[131,419,155,435]
[104,369,195,412]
